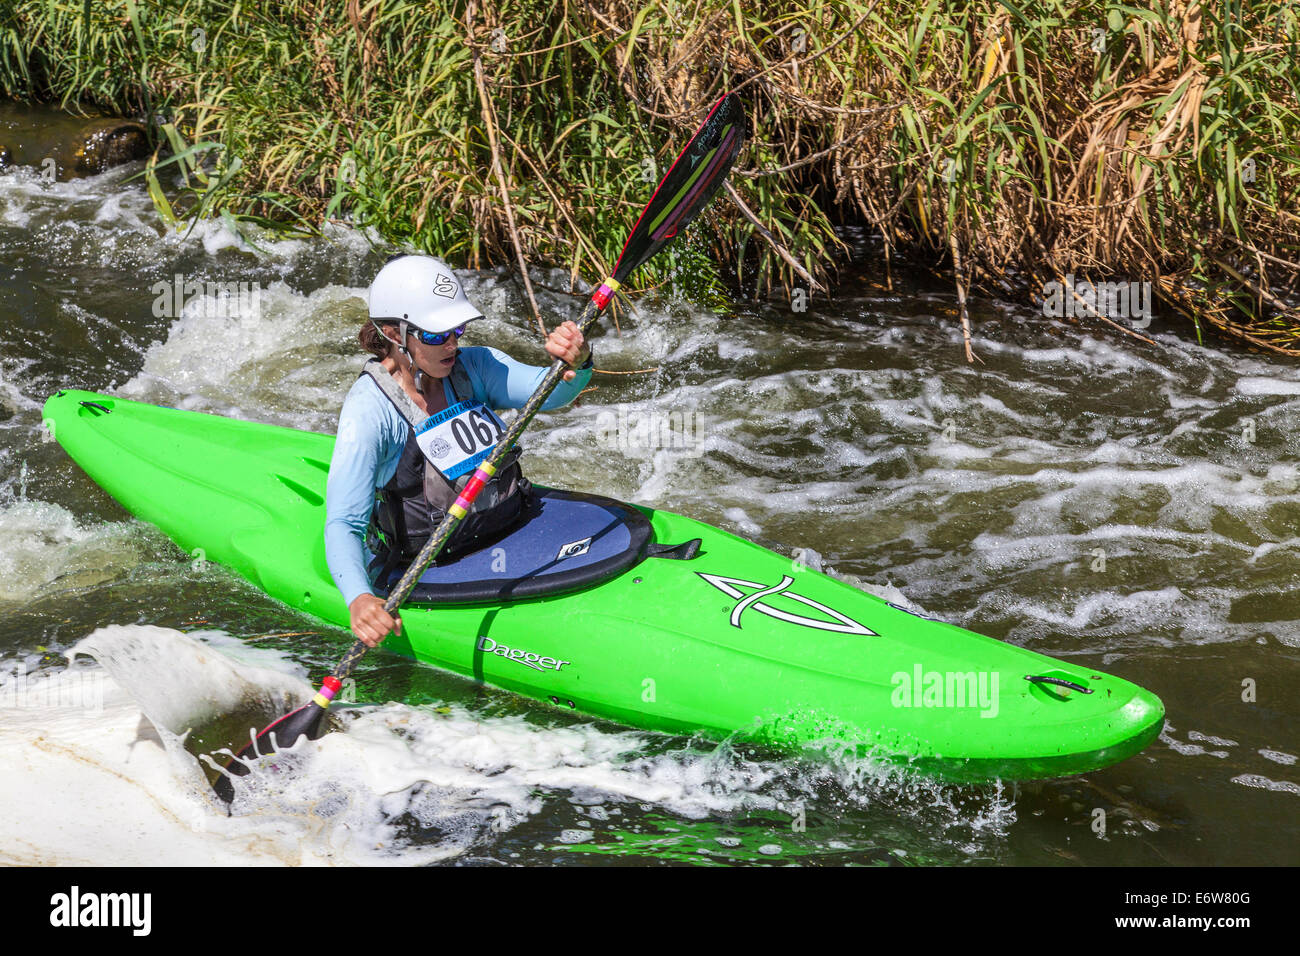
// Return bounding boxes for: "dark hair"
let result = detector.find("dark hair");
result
[359,319,398,359]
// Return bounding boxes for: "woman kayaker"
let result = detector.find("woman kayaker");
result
[325,254,593,648]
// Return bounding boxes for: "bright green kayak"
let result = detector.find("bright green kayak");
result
[44,388,1164,780]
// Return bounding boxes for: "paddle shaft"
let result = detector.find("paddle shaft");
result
[328,291,612,684]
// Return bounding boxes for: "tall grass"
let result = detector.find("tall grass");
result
[2,1,1297,353]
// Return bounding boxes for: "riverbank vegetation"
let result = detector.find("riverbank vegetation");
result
[2,1,1297,354]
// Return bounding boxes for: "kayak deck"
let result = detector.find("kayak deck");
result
[44,389,1165,781]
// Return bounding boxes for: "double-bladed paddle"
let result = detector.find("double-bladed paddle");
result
[213,91,747,803]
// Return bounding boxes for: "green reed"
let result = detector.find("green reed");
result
[2,0,1297,351]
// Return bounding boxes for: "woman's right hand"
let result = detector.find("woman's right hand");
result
[349,593,402,648]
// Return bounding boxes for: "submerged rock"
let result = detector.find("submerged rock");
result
[0,103,150,179]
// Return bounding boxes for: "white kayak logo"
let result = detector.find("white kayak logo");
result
[477,636,571,671]
[696,573,878,636]
[556,537,592,560]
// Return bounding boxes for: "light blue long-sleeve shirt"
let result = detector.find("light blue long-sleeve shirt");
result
[325,346,592,607]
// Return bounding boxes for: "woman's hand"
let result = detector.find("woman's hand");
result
[349,593,402,648]
[545,320,590,382]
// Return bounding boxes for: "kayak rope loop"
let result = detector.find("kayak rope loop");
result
[78,401,113,415]
[1024,675,1093,694]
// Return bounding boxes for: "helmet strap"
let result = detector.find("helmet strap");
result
[373,318,432,392]
[397,320,426,391]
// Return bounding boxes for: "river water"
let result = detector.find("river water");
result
[1,154,1296,867]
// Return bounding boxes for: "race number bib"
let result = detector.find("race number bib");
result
[415,401,508,480]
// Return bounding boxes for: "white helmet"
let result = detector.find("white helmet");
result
[368,255,483,334]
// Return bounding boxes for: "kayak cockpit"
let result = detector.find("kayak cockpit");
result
[369,486,658,605]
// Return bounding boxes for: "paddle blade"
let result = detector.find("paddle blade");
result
[211,698,328,803]
[612,92,747,283]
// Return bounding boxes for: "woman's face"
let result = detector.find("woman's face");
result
[407,330,459,379]
[385,325,459,380]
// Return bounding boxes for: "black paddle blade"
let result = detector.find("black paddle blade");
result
[612,92,747,283]
[211,699,328,804]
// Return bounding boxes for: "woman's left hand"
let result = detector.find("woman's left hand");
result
[545,321,590,381]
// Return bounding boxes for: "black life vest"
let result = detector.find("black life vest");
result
[362,358,529,564]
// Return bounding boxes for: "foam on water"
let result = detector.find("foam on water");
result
[1230,775,1300,796]
[977,333,1182,379]
[0,164,147,226]
[0,499,146,604]
[1259,749,1297,766]
[1236,376,1300,396]
[0,355,43,416]
[0,623,1017,865]
[118,280,365,431]
[0,161,377,265]
[69,625,310,738]
[0,624,470,864]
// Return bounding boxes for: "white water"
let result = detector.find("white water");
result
[0,499,148,604]
[1,625,1003,865]
[4,158,1296,866]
